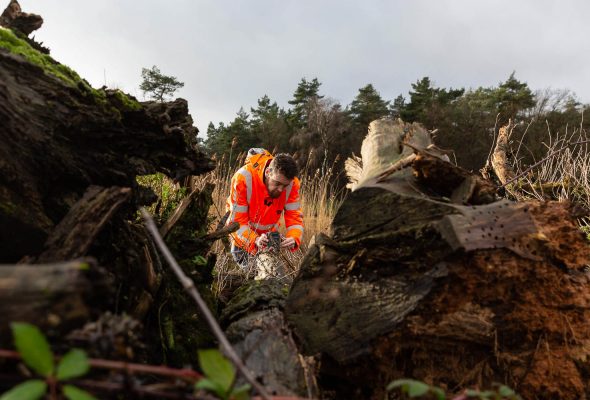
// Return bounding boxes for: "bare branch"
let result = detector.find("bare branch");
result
[140,209,271,400]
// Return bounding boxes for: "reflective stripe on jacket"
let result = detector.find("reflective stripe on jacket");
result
[225,148,304,254]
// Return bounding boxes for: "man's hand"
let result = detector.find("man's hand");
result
[255,233,269,249]
[281,237,296,249]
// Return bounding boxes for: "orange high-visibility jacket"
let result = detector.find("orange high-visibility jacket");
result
[225,148,304,254]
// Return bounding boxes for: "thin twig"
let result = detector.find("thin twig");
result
[141,208,271,400]
[203,222,239,241]
[376,153,416,182]
[0,349,202,382]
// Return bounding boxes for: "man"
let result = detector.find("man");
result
[225,148,304,267]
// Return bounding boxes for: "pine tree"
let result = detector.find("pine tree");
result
[287,78,323,128]
[493,72,535,121]
[401,77,463,125]
[139,66,184,102]
[348,84,390,128]
[390,95,406,118]
[250,95,290,152]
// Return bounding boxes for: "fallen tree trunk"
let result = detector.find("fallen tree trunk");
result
[0,27,213,262]
[0,1,220,369]
[286,119,590,399]
[31,186,132,263]
[0,259,113,341]
[221,279,317,398]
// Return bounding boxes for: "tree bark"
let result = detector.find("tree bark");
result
[0,259,113,340]
[30,186,132,263]
[286,119,590,400]
[221,279,318,398]
[0,45,213,262]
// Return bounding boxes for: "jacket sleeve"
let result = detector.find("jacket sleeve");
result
[227,172,259,254]
[284,177,304,251]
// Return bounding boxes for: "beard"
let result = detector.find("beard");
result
[269,190,282,199]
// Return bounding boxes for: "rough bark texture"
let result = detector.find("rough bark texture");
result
[490,121,516,185]
[0,0,43,37]
[286,119,590,399]
[31,186,132,263]
[221,279,318,398]
[0,259,114,342]
[0,43,213,262]
[0,3,218,369]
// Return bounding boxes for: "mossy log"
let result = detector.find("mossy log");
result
[221,279,317,398]
[30,186,132,263]
[0,259,114,342]
[0,33,213,262]
[0,1,219,371]
[286,119,590,400]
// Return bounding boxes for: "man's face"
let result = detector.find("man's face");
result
[265,168,292,199]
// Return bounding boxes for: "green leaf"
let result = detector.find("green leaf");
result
[497,385,516,397]
[387,379,413,391]
[230,384,251,400]
[63,385,98,400]
[57,349,90,380]
[407,381,430,397]
[195,378,226,398]
[478,390,495,398]
[198,349,235,392]
[193,255,208,266]
[11,323,54,377]
[431,386,446,400]
[386,379,430,398]
[465,389,494,399]
[0,379,47,400]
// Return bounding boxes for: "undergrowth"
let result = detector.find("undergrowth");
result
[502,119,590,239]
[136,173,188,223]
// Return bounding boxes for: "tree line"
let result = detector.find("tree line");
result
[204,74,589,174]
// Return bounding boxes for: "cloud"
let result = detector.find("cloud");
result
[19,0,590,134]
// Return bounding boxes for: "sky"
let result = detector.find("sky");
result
[18,0,590,136]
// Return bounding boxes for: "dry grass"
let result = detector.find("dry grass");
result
[508,122,590,207]
[505,120,590,239]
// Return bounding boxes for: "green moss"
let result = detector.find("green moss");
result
[0,201,17,215]
[112,89,142,111]
[0,27,83,87]
[77,262,90,271]
[0,27,140,113]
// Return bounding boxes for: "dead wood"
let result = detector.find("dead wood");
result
[221,280,318,398]
[286,119,590,400]
[160,189,202,238]
[142,209,272,400]
[202,222,240,241]
[0,259,113,340]
[29,186,132,263]
[0,0,42,36]
[489,120,517,185]
[0,45,213,262]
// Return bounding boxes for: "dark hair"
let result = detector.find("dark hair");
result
[270,153,298,180]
